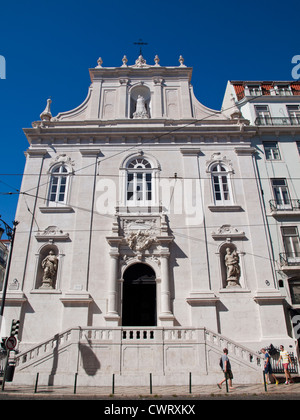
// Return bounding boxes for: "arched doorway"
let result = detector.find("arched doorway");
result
[122,263,156,326]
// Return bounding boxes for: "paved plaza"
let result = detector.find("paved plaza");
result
[1,379,300,400]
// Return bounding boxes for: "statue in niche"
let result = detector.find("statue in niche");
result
[40,250,58,289]
[224,248,241,287]
[133,95,149,119]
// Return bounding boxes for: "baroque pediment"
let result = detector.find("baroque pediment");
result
[35,226,70,241]
[211,224,245,240]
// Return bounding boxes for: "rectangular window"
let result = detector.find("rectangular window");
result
[282,227,300,263]
[126,172,152,205]
[276,85,292,96]
[50,178,58,202]
[127,173,134,201]
[289,279,300,305]
[272,179,290,208]
[136,173,143,201]
[213,176,221,201]
[287,105,300,125]
[255,105,271,125]
[263,142,281,160]
[248,85,261,96]
[146,173,152,200]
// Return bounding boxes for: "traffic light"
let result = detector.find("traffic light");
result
[1,337,7,349]
[10,319,20,337]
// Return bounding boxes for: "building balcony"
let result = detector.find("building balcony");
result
[255,116,300,126]
[270,199,300,214]
[280,252,300,269]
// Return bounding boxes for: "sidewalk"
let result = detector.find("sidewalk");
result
[1,380,300,399]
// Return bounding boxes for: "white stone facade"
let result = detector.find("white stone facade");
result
[1,57,297,385]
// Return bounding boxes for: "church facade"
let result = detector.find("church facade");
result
[2,54,297,385]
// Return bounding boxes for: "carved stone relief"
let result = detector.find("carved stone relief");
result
[211,224,245,240]
[205,153,233,173]
[125,230,156,253]
[48,154,74,171]
[35,226,70,241]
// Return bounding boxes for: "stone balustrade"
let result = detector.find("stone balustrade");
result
[13,327,264,386]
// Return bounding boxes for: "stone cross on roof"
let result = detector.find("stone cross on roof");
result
[133,39,148,56]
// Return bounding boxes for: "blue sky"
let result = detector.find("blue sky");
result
[0,0,299,233]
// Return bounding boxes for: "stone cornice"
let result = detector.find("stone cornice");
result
[89,66,194,83]
[24,123,257,146]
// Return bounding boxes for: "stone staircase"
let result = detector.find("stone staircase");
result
[12,327,264,386]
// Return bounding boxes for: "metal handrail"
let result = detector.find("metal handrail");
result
[279,252,300,266]
[270,199,300,212]
[255,116,300,126]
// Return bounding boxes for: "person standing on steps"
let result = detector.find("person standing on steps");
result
[277,345,294,385]
[261,348,279,385]
[217,348,234,390]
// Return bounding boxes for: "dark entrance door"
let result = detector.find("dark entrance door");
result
[122,263,156,326]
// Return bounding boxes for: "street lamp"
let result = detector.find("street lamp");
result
[0,217,19,334]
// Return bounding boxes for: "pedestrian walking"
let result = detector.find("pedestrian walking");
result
[277,345,293,385]
[217,348,234,390]
[261,348,279,385]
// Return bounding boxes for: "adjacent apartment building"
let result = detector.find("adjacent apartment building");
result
[1,56,298,386]
[223,80,300,350]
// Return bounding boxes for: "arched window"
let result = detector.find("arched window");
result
[211,163,232,205]
[48,164,71,206]
[126,158,153,205]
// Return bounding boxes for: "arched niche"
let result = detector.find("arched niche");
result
[35,244,59,290]
[219,242,242,289]
[130,85,151,119]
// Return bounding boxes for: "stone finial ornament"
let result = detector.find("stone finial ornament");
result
[179,55,186,67]
[40,98,52,121]
[122,55,128,67]
[230,95,243,119]
[134,55,147,67]
[96,57,103,68]
[154,55,160,66]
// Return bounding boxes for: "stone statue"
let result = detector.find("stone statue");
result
[133,95,149,119]
[224,248,241,287]
[40,250,58,289]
